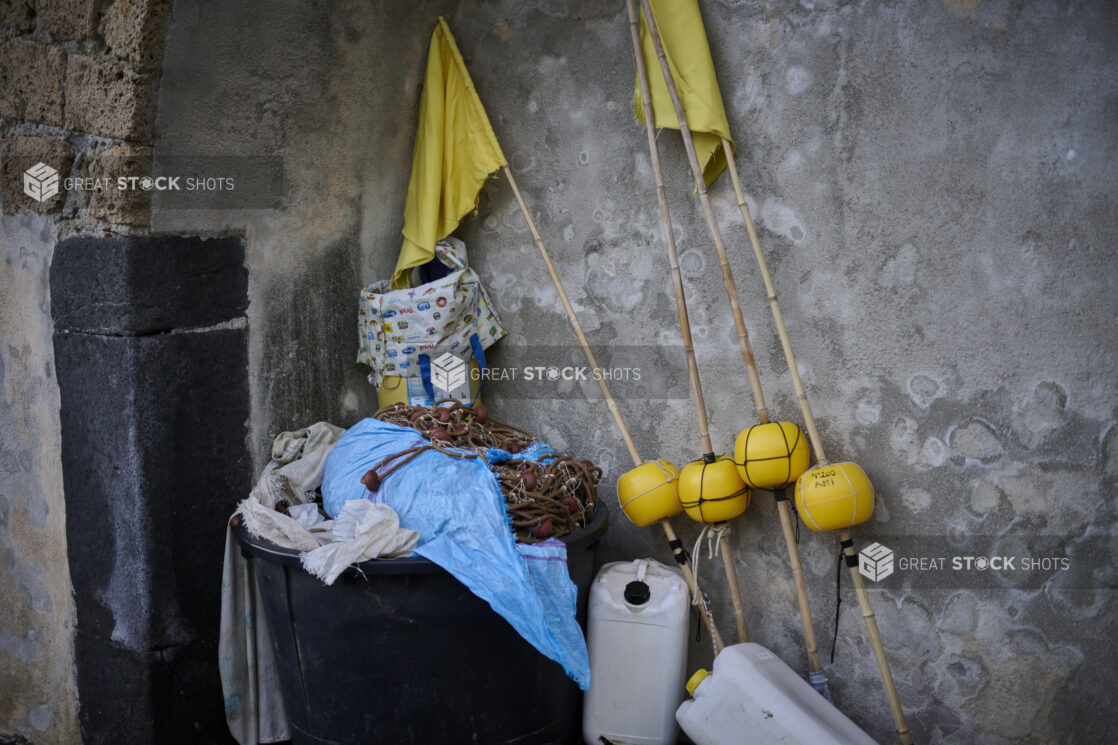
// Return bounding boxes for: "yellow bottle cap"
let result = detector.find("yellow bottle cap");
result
[685,668,710,696]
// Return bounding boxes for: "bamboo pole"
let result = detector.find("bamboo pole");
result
[718,536,749,642]
[501,164,724,652]
[717,139,826,678]
[720,138,826,460]
[623,24,713,457]
[775,492,823,672]
[843,533,913,745]
[626,0,748,643]
[636,0,768,427]
[718,127,913,743]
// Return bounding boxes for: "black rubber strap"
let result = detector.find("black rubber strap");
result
[785,492,801,544]
[670,539,694,566]
[841,538,858,567]
[831,550,843,663]
[773,488,790,501]
[669,538,689,565]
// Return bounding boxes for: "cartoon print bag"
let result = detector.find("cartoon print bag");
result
[357,237,505,397]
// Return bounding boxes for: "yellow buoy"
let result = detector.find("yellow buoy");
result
[617,460,682,526]
[679,457,750,523]
[733,421,811,490]
[794,462,874,532]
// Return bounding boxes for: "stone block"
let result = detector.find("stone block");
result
[0,37,65,125]
[2,0,36,33]
[104,0,169,69]
[72,632,236,745]
[87,143,152,225]
[37,0,99,41]
[51,232,249,744]
[1,135,75,214]
[64,53,155,141]
[55,330,248,745]
[51,234,248,335]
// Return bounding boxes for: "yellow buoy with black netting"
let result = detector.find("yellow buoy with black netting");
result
[679,457,750,523]
[733,421,811,490]
[617,460,682,526]
[794,462,874,532]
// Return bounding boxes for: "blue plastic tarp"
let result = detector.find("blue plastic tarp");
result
[321,417,590,689]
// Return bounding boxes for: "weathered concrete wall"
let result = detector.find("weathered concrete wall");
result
[0,0,1107,742]
[0,213,78,743]
[152,0,457,470]
[450,1,1117,743]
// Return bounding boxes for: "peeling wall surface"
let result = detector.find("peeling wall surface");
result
[153,0,457,468]
[0,213,78,743]
[1,0,1114,742]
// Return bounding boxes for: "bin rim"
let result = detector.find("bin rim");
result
[234,502,609,576]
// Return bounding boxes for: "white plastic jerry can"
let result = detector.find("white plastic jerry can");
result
[582,559,691,745]
[676,643,880,745]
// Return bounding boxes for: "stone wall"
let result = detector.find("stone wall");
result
[1,0,170,226]
[0,1,173,743]
[0,213,75,745]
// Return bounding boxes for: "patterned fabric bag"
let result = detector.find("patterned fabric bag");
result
[358,237,505,401]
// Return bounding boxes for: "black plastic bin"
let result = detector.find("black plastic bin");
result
[235,504,608,745]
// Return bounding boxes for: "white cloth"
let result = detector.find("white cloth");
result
[249,422,345,509]
[220,496,419,744]
[237,495,419,584]
[237,494,322,553]
[220,421,419,745]
[219,421,342,745]
[219,525,290,745]
[300,500,418,585]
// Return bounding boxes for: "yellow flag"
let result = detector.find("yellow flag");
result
[635,0,733,186]
[392,18,507,289]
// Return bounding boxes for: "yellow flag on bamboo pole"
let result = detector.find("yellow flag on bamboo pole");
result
[392,17,507,289]
[635,0,733,186]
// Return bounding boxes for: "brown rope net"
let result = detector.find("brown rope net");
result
[369,400,601,543]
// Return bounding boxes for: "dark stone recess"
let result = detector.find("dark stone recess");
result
[52,235,249,745]
[51,234,248,336]
[257,236,375,452]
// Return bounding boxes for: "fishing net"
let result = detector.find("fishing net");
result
[370,401,601,543]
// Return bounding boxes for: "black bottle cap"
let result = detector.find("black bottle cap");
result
[624,580,651,605]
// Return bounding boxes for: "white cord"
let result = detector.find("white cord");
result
[690,523,731,659]
[690,522,731,590]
